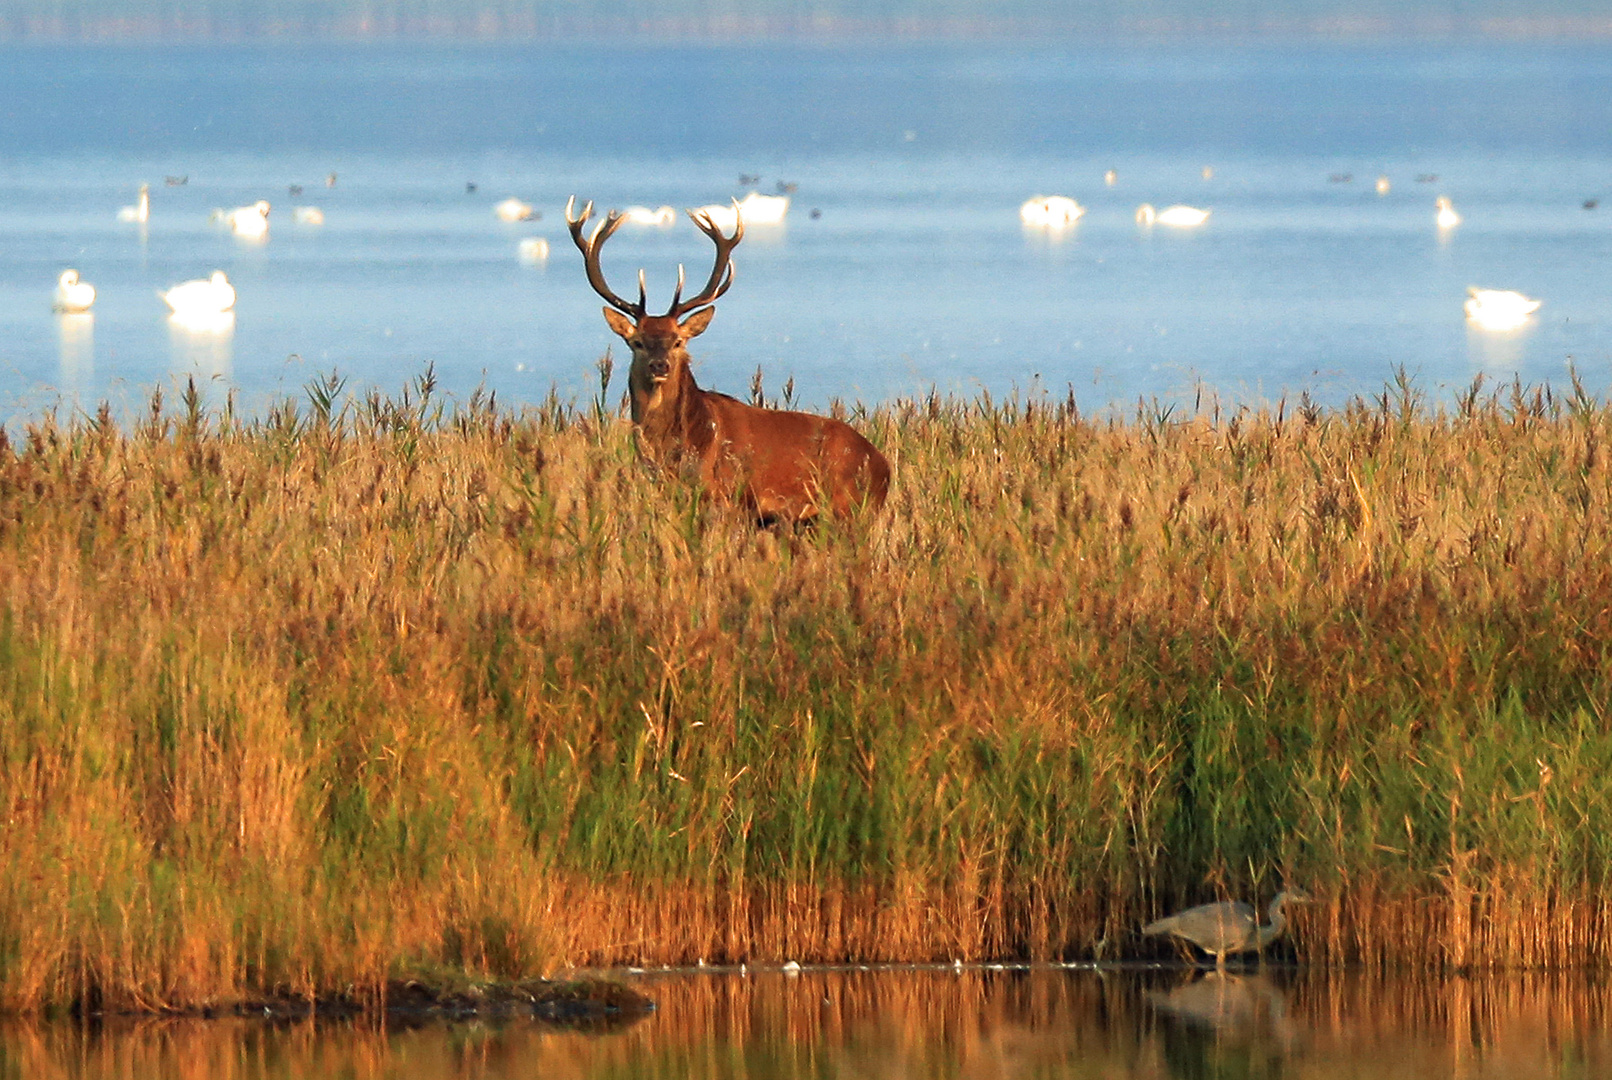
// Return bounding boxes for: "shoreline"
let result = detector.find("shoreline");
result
[5,17,1612,43]
[76,977,655,1025]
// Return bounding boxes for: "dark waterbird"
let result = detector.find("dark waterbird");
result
[1144,889,1309,969]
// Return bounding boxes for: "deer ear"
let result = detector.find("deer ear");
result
[603,308,636,339]
[679,307,716,338]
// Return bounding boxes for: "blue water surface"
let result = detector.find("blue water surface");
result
[0,41,1609,419]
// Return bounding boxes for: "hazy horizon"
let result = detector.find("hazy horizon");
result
[5,0,1612,41]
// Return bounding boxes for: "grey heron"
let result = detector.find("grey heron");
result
[1143,889,1309,969]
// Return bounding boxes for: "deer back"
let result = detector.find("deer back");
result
[696,391,891,522]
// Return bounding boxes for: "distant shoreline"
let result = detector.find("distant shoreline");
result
[4,15,1612,43]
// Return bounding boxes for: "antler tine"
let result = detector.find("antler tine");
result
[637,269,648,313]
[563,195,587,228]
[565,195,642,319]
[668,198,744,318]
[668,263,686,313]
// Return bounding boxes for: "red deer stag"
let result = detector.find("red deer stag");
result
[566,196,890,524]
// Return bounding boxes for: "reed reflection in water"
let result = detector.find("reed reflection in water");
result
[2,968,1607,1079]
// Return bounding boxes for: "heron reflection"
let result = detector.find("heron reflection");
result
[1149,971,1302,1079]
[168,310,235,379]
[1149,973,1294,1037]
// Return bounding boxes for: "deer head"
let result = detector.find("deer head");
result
[565,196,742,403]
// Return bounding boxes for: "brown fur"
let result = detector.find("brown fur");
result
[607,309,891,523]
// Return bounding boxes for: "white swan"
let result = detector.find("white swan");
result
[1020,195,1085,228]
[495,197,536,222]
[292,206,325,225]
[161,271,236,316]
[622,205,677,226]
[1464,287,1540,332]
[117,183,150,223]
[1104,169,1118,187]
[226,200,271,239]
[737,191,789,224]
[1136,204,1210,227]
[695,192,790,230]
[1436,196,1461,230]
[694,202,741,230]
[53,269,96,313]
[518,237,550,262]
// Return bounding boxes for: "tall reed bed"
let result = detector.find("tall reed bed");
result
[2,367,1611,1009]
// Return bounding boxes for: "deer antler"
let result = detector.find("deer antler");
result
[565,196,645,319]
[667,200,743,319]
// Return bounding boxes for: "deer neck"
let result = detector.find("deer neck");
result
[629,363,712,460]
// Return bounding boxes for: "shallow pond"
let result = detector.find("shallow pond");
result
[6,965,1607,1079]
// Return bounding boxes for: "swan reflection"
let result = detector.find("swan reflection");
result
[168,310,235,378]
[57,312,95,392]
[1466,319,1533,370]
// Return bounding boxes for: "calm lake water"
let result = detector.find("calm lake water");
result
[5,967,1608,1079]
[1,41,1611,420]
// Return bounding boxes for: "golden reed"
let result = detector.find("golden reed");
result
[0,370,1611,1010]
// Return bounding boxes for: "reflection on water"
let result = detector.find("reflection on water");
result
[168,310,236,378]
[1149,972,1301,1078]
[1148,971,1298,1041]
[56,312,94,392]
[2,968,1608,1079]
[1467,321,1535,370]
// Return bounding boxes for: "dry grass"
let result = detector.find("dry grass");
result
[2,366,1612,1009]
